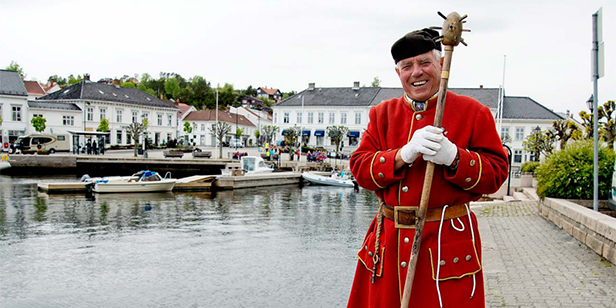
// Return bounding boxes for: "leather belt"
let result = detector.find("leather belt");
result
[380,201,469,229]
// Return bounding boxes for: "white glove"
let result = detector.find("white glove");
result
[400,126,444,164]
[423,134,458,166]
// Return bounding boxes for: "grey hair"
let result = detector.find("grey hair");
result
[395,49,442,69]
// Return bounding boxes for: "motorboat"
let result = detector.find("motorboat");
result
[0,154,10,171]
[302,171,357,188]
[241,156,274,174]
[85,170,177,193]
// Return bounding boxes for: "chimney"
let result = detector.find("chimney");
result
[353,81,360,90]
[308,82,315,90]
[479,85,483,89]
[84,73,90,82]
[566,110,570,118]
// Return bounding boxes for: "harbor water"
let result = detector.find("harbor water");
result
[0,175,378,307]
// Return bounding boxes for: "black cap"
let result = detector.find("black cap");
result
[391,28,441,63]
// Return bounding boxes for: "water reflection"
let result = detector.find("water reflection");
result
[0,177,379,307]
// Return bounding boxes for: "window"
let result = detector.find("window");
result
[87,107,94,121]
[329,112,335,124]
[318,112,324,124]
[297,112,302,124]
[283,112,289,124]
[514,150,522,163]
[132,111,138,123]
[308,112,314,124]
[274,113,278,123]
[515,127,524,141]
[116,110,123,123]
[62,116,74,126]
[355,112,361,125]
[501,127,509,140]
[201,124,205,131]
[32,114,43,119]
[158,113,163,126]
[142,112,149,121]
[529,150,535,162]
[167,114,173,126]
[100,108,107,121]
[341,112,347,124]
[116,130,123,144]
[12,106,22,121]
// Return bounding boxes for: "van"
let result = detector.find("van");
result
[11,134,70,154]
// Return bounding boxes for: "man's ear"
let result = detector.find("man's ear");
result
[395,66,401,78]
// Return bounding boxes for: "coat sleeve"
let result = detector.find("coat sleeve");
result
[350,105,406,191]
[444,105,509,194]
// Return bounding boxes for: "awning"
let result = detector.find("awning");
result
[347,131,360,138]
[302,130,311,137]
[314,130,325,137]
[281,130,288,136]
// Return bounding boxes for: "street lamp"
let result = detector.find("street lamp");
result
[533,126,541,162]
[586,95,594,112]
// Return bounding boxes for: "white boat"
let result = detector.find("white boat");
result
[88,170,177,193]
[241,156,274,174]
[302,171,357,188]
[0,154,10,171]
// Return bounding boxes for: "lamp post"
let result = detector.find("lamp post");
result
[587,94,598,211]
[533,126,541,162]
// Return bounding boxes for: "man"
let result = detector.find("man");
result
[347,29,508,307]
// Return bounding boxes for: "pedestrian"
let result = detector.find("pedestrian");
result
[86,139,92,155]
[347,28,508,308]
[92,140,98,155]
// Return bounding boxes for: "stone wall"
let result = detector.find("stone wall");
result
[539,196,616,264]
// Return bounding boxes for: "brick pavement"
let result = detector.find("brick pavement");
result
[474,201,616,307]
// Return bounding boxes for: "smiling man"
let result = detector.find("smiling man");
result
[347,29,509,307]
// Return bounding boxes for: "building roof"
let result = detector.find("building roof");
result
[36,81,178,110]
[28,101,81,111]
[276,87,380,107]
[277,86,561,121]
[259,87,280,95]
[184,109,256,127]
[23,80,46,96]
[503,96,564,120]
[0,69,28,96]
[177,103,194,117]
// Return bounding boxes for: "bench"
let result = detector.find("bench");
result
[192,151,212,159]
[163,150,184,158]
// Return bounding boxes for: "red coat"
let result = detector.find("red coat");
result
[348,92,508,308]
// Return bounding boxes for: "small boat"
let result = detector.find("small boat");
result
[302,171,357,188]
[86,170,177,193]
[0,154,10,171]
[241,156,274,174]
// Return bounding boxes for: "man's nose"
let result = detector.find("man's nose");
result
[411,65,423,78]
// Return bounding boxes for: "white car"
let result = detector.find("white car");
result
[230,140,244,148]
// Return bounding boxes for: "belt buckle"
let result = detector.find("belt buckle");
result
[394,206,419,229]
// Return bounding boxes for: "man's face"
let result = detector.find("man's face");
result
[395,50,442,102]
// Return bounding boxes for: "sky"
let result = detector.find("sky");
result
[0,0,613,118]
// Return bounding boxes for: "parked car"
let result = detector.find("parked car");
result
[10,134,70,154]
[230,140,244,148]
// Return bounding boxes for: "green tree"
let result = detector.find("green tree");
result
[31,116,46,133]
[282,91,297,100]
[97,118,110,132]
[68,74,82,85]
[209,121,232,159]
[552,119,581,149]
[5,61,25,77]
[121,81,136,88]
[523,128,555,162]
[598,100,616,149]
[235,127,244,141]
[126,122,146,157]
[371,76,381,87]
[254,130,261,146]
[259,96,276,107]
[48,75,68,87]
[164,78,181,100]
[282,125,301,159]
[261,125,279,144]
[327,125,349,154]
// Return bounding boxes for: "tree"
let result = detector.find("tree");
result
[282,91,297,100]
[371,76,381,87]
[327,125,349,154]
[209,121,232,159]
[0,115,3,125]
[183,121,193,144]
[97,118,110,132]
[31,116,46,133]
[261,125,280,144]
[235,127,244,141]
[126,122,145,157]
[523,128,555,162]
[598,100,616,149]
[282,125,301,159]
[68,74,82,85]
[254,130,261,146]
[164,77,181,100]
[48,75,68,88]
[121,81,136,88]
[551,119,581,149]
[5,61,25,78]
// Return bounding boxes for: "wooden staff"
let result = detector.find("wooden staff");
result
[400,11,469,308]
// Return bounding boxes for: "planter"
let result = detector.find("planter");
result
[520,172,534,187]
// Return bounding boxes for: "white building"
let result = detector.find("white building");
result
[273,83,564,173]
[182,108,256,147]
[0,70,29,150]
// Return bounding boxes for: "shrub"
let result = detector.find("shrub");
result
[521,161,540,173]
[536,140,615,199]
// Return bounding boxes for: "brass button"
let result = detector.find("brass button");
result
[401,261,408,268]
[465,177,472,183]
[404,237,410,244]
[402,186,409,193]
[439,260,446,266]
[470,160,476,167]
[465,255,472,261]
[378,172,384,179]
[453,257,459,264]
[380,157,386,163]
[415,114,422,121]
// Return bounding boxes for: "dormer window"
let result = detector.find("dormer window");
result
[98,90,105,95]
[124,94,130,99]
